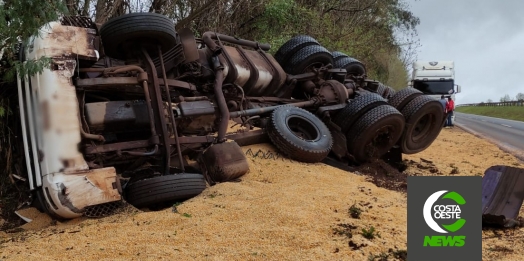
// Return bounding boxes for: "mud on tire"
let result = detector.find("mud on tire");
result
[100,13,178,59]
[274,35,319,68]
[334,93,388,134]
[346,105,405,163]
[398,95,445,154]
[124,173,206,209]
[267,106,333,163]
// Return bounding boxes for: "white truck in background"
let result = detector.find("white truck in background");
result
[409,61,461,124]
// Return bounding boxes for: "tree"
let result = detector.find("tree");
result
[516,93,524,101]
[1,0,68,81]
[500,94,511,102]
[487,99,493,103]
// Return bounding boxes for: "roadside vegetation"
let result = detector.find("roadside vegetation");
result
[456,106,524,122]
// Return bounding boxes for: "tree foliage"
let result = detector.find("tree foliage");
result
[500,94,512,102]
[2,0,420,87]
[1,0,67,82]
[516,93,524,102]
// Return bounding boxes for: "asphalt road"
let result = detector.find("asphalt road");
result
[454,112,524,159]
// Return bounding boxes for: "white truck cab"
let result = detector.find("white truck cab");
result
[17,21,121,219]
[409,61,461,123]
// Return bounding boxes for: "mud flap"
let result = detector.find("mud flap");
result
[482,165,524,227]
[380,145,407,171]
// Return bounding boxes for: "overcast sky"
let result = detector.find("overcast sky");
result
[407,0,524,104]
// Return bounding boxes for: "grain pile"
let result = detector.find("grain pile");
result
[1,127,523,261]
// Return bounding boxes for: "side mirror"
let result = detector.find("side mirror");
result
[455,84,461,93]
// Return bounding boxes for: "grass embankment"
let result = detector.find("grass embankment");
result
[456,106,524,122]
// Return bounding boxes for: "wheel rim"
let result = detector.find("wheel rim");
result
[412,114,435,142]
[286,115,321,142]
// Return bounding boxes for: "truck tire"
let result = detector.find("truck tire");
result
[385,86,396,99]
[387,88,423,111]
[100,13,178,59]
[376,83,387,97]
[334,93,388,134]
[334,56,366,77]
[331,51,349,62]
[346,105,405,163]
[398,95,445,154]
[267,106,333,163]
[274,35,319,68]
[377,83,396,99]
[124,173,206,209]
[284,45,334,75]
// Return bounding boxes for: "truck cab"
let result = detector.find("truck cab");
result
[409,61,461,123]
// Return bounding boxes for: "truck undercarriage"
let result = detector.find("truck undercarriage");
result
[16,13,445,219]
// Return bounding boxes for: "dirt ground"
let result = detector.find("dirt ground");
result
[1,127,523,260]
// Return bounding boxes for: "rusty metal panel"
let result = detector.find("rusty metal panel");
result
[179,100,216,117]
[482,165,524,226]
[225,129,270,146]
[27,22,99,61]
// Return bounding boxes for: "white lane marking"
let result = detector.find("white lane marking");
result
[501,124,512,128]
[481,119,486,122]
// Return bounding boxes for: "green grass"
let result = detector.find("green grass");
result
[456,106,524,122]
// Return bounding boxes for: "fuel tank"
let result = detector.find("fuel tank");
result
[214,46,287,97]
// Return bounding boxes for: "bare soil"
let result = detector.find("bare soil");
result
[1,127,523,261]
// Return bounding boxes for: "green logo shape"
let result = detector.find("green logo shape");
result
[441,191,466,232]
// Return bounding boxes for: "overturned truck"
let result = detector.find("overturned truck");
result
[16,13,444,219]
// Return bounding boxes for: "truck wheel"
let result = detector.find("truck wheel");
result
[385,86,396,99]
[334,93,387,134]
[346,105,405,163]
[377,83,396,99]
[376,83,387,97]
[398,95,445,154]
[387,88,422,111]
[124,173,206,209]
[284,45,334,75]
[274,35,319,68]
[268,106,333,163]
[334,56,366,77]
[331,51,349,62]
[100,13,178,59]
